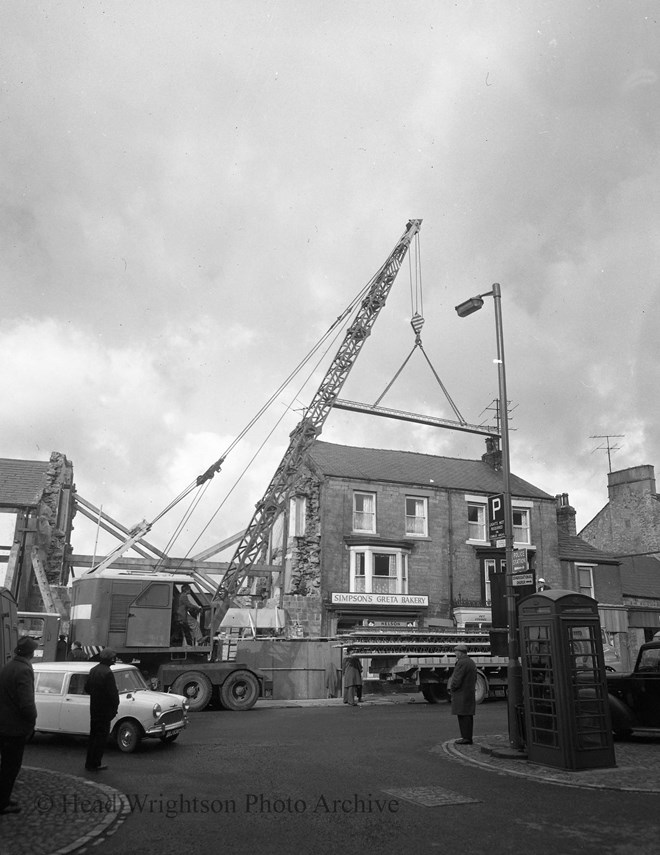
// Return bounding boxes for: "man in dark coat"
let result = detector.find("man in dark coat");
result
[447,643,477,744]
[55,635,68,661]
[84,648,120,772]
[68,641,87,661]
[342,656,362,706]
[0,636,38,814]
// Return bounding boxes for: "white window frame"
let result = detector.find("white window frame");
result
[513,506,531,545]
[576,564,595,598]
[353,491,376,533]
[465,496,487,543]
[405,496,428,537]
[349,546,409,594]
[289,496,307,537]
[483,558,496,605]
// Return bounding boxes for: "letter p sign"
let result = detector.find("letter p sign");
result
[488,493,505,542]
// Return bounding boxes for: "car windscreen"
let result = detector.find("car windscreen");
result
[114,669,150,693]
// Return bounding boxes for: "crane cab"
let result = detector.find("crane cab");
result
[70,571,210,654]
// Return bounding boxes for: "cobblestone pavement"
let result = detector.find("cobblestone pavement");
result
[441,733,660,792]
[0,766,129,855]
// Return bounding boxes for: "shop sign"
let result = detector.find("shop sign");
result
[331,592,429,607]
[363,619,418,628]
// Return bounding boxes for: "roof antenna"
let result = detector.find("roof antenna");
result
[590,434,624,473]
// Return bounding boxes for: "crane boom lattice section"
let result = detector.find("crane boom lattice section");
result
[216,219,422,602]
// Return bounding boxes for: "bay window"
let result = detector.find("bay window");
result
[350,547,409,594]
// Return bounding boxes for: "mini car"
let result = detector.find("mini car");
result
[32,661,189,753]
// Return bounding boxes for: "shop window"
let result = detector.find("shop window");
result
[353,492,376,533]
[405,496,428,537]
[349,547,408,594]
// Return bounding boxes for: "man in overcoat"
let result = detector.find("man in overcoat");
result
[0,636,38,814]
[447,642,477,744]
[342,656,362,706]
[84,648,120,771]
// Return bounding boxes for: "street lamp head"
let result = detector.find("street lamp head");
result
[455,296,484,317]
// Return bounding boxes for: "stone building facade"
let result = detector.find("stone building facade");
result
[0,452,75,612]
[274,440,619,638]
[579,464,660,659]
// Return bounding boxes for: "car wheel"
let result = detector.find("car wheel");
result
[219,670,259,711]
[171,672,212,712]
[159,732,180,744]
[115,720,142,753]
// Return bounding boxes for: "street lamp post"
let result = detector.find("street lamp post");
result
[455,283,524,750]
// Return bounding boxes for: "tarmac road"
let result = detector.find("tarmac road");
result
[4,695,660,855]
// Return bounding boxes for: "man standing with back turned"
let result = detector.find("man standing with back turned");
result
[447,642,478,745]
[84,648,119,772]
[0,636,38,814]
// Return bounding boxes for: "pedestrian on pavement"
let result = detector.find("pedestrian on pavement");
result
[0,636,38,815]
[55,634,68,661]
[342,655,362,707]
[447,643,477,744]
[68,641,87,661]
[84,648,119,772]
[537,578,552,592]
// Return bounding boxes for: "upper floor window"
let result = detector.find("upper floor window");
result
[513,508,531,545]
[467,503,487,541]
[350,547,408,594]
[577,564,594,598]
[353,492,376,533]
[289,496,307,537]
[405,496,428,537]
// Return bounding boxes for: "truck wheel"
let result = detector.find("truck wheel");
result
[475,673,488,705]
[171,672,213,711]
[115,719,142,753]
[219,670,259,711]
[421,684,446,704]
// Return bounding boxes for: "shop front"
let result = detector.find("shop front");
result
[326,592,429,635]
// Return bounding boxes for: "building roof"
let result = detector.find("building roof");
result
[0,458,50,508]
[307,441,553,500]
[619,555,660,598]
[557,530,620,566]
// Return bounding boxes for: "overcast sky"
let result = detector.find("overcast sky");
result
[1,1,659,561]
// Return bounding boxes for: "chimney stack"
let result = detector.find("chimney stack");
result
[482,436,502,471]
[556,492,577,536]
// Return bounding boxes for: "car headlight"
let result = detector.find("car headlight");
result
[152,702,162,718]
[183,700,190,712]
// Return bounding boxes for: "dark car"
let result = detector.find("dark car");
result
[606,641,660,738]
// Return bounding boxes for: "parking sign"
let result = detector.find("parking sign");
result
[488,494,505,543]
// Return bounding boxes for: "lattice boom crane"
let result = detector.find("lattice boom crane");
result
[215,219,422,609]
